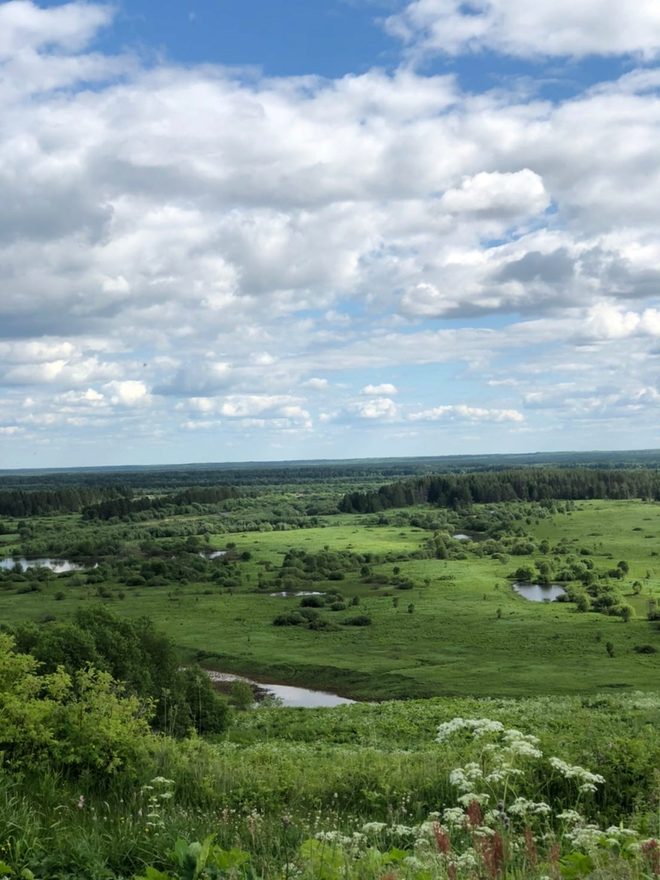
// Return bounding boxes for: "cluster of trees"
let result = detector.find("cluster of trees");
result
[272,592,368,629]
[9,607,228,737]
[265,548,375,592]
[339,468,660,513]
[0,486,131,517]
[82,486,241,520]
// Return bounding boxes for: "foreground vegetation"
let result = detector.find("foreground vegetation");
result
[0,456,658,877]
[1,649,659,878]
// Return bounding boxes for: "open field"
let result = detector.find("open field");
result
[1,464,659,879]
[1,498,658,700]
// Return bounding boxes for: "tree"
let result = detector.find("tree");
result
[230,679,254,710]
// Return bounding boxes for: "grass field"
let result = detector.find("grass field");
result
[1,500,658,700]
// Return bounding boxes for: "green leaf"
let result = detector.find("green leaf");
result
[0,863,12,877]
[560,851,595,879]
[172,838,190,868]
[383,847,408,864]
[133,869,174,880]
[209,847,250,871]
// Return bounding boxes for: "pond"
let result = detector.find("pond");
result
[206,671,355,708]
[513,582,566,602]
[269,590,325,598]
[0,557,85,573]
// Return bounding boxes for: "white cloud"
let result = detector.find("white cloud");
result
[0,0,112,57]
[440,170,549,218]
[362,383,398,395]
[352,397,399,420]
[303,377,329,390]
[0,2,659,462]
[409,404,524,423]
[579,303,660,341]
[387,0,660,59]
[105,380,149,406]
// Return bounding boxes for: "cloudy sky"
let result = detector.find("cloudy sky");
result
[1,0,660,468]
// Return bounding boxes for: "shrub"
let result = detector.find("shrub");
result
[342,615,372,627]
[0,634,152,776]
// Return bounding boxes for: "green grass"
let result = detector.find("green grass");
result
[1,500,658,700]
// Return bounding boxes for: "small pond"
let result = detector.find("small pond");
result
[269,590,325,598]
[0,557,85,573]
[513,582,566,602]
[206,671,355,708]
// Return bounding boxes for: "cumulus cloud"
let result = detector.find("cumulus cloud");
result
[387,0,660,59]
[1,1,660,462]
[439,170,549,219]
[409,405,524,423]
[352,397,399,420]
[579,303,660,341]
[0,0,112,56]
[303,377,329,390]
[105,380,149,407]
[362,383,398,395]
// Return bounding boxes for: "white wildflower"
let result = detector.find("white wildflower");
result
[437,717,504,742]
[442,807,466,828]
[458,792,490,807]
[556,810,583,824]
[455,850,478,869]
[361,822,387,834]
[392,824,415,836]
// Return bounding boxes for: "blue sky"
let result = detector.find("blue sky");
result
[0,0,659,467]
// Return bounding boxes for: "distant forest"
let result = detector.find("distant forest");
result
[1,451,660,518]
[339,467,660,513]
[2,448,660,491]
[0,485,240,518]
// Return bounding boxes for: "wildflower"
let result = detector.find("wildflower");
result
[442,808,466,828]
[437,718,504,743]
[361,822,387,834]
[466,799,483,827]
[433,823,452,855]
[479,830,505,880]
[549,757,604,789]
[524,827,538,866]
[556,810,583,825]
[455,849,478,871]
[640,839,659,876]
[391,824,414,836]
[458,792,490,807]
[76,795,85,809]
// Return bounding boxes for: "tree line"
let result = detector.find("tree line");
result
[339,467,660,513]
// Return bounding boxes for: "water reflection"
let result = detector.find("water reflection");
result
[206,671,354,708]
[513,582,566,602]
[0,557,84,573]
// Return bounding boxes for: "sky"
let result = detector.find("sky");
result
[1,1,660,468]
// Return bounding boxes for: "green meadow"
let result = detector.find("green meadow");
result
[1,467,660,879]
[1,499,658,700]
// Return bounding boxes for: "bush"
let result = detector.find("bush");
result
[0,634,152,776]
[273,611,305,627]
[342,615,372,627]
